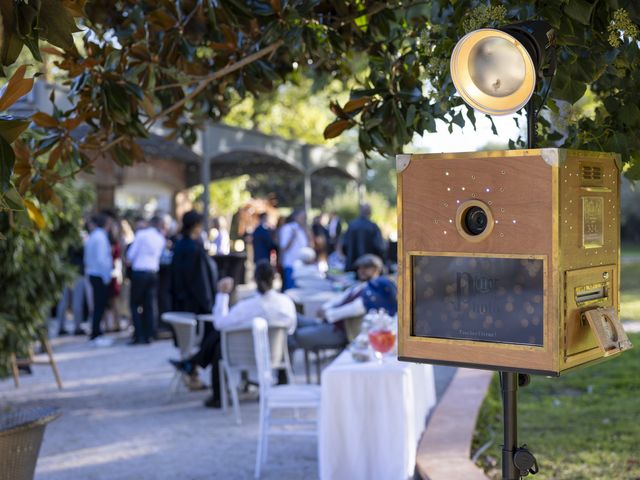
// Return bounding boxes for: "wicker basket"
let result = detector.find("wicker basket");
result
[0,407,60,480]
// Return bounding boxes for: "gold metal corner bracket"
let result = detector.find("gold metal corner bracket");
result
[396,154,411,173]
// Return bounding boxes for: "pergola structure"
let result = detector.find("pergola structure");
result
[12,82,363,219]
[196,123,363,221]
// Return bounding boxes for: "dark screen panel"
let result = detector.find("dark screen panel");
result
[412,255,544,346]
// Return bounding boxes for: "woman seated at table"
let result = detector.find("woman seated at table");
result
[290,254,397,351]
[170,261,297,408]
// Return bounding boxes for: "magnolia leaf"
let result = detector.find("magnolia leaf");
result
[3,185,24,210]
[140,95,156,118]
[46,143,63,169]
[15,0,42,61]
[343,97,370,113]
[0,2,25,66]
[24,199,45,229]
[32,179,53,202]
[112,143,133,166]
[149,10,177,30]
[323,119,352,139]
[62,0,87,17]
[39,45,66,57]
[32,111,60,128]
[39,0,81,51]
[0,117,30,143]
[62,115,83,130]
[0,135,15,192]
[0,65,34,111]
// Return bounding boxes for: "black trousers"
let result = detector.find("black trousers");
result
[130,271,159,342]
[89,275,109,339]
[191,328,221,400]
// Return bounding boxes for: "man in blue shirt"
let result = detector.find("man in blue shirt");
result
[84,214,113,341]
[251,212,277,264]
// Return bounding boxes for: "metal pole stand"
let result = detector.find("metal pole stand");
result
[500,371,539,479]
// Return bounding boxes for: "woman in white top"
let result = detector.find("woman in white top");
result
[170,261,296,408]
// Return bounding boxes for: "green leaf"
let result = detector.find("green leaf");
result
[112,144,133,166]
[486,115,498,135]
[0,117,30,143]
[0,136,16,192]
[618,104,640,128]
[38,0,81,51]
[405,104,416,127]
[3,186,24,210]
[625,157,640,181]
[564,0,595,26]
[451,111,465,128]
[465,106,476,131]
[553,70,587,104]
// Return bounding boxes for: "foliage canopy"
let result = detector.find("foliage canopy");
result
[0,0,639,225]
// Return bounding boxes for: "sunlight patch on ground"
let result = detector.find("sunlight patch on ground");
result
[37,438,164,473]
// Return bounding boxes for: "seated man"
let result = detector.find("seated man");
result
[170,260,297,408]
[290,254,397,351]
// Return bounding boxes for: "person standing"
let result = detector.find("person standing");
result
[170,211,218,315]
[327,211,343,253]
[170,210,219,390]
[211,216,231,255]
[342,204,385,272]
[126,215,166,344]
[84,214,113,341]
[278,209,310,291]
[55,244,87,336]
[251,212,277,264]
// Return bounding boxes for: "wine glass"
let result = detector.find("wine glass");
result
[368,328,396,363]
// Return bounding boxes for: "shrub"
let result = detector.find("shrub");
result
[0,180,92,377]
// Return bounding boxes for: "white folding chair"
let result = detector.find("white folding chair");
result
[161,312,197,393]
[252,318,320,479]
[218,322,294,425]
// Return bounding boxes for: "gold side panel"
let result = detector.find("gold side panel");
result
[558,152,621,372]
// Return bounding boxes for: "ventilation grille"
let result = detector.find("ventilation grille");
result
[580,162,603,186]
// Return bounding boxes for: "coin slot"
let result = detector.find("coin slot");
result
[575,283,607,305]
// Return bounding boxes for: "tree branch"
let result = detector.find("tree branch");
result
[146,39,285,126]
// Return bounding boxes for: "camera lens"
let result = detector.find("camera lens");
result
[464,206,488,235]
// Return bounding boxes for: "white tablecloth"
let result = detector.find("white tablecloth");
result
[319,351,437,480]
[285,289,341,318]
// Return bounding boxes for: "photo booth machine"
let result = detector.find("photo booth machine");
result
[396,148,632,376]
[399,19,634,479]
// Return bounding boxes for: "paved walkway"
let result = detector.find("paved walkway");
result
[0,328,457,480]
[7,322,635,480]
[1,332,318,480]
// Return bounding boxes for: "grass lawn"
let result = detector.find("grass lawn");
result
[621,262,640,322]
[472,333,640,480]
[622,243,640,258]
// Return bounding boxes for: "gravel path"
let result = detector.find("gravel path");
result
[0,321,457,480]
[0,331,317,480]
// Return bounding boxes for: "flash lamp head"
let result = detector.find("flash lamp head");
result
[450,21,555,116]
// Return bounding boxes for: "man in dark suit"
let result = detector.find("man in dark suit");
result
[251,212,277,264]
[342,204,385,271]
